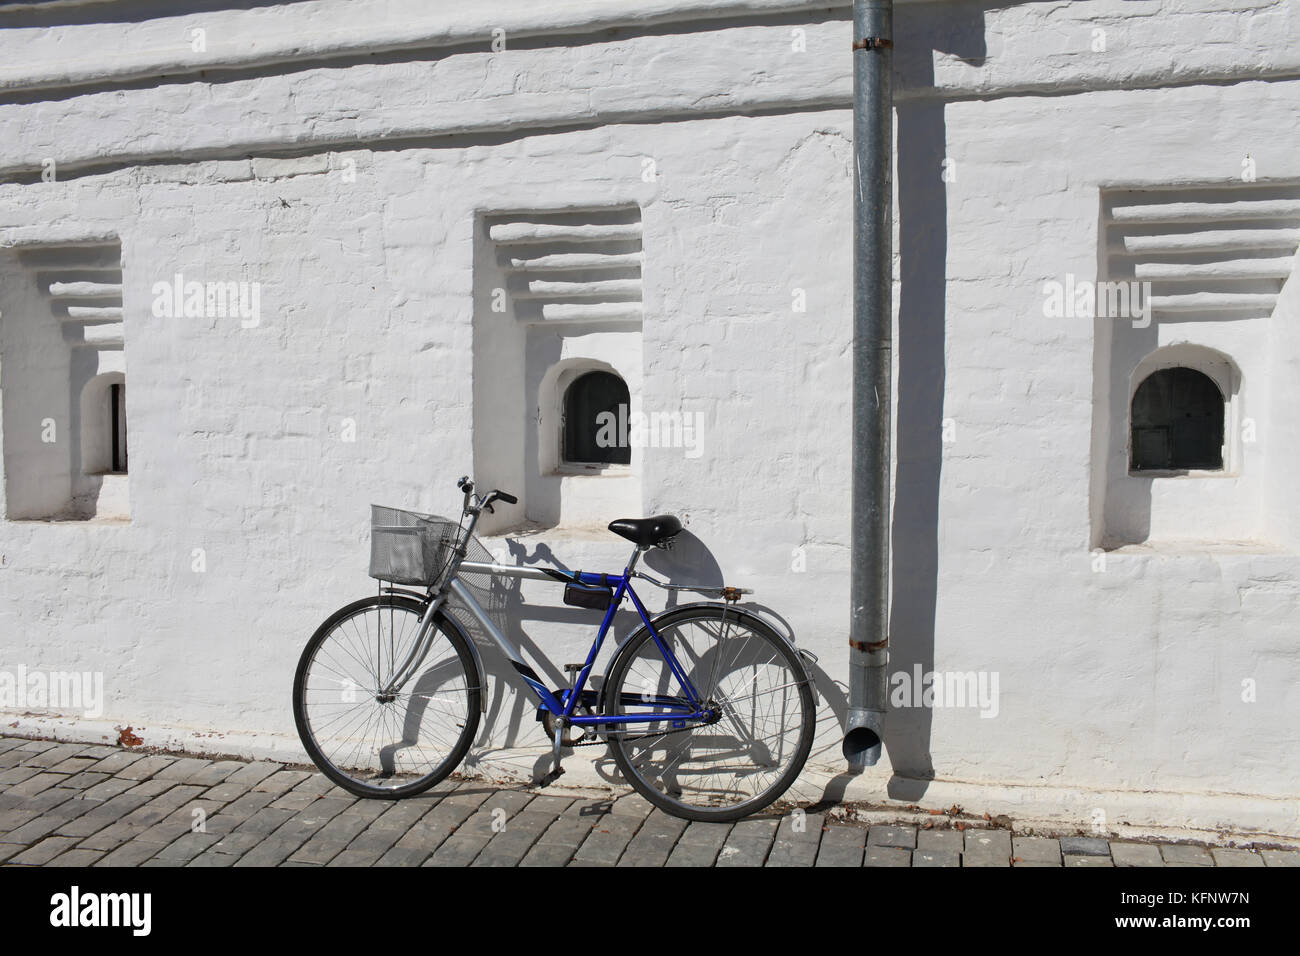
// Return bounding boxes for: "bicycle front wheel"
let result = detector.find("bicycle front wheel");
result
[603,605,815,822]
[293,594,480,798]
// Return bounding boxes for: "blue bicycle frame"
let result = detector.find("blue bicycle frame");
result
[442,560,715,730]
[376,481,752,738]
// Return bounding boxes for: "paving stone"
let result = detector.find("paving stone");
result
[123,779,177,800]
[0,842,23,864]
[570,808,647,867]
[52,797,144,839]
[48,756,100,775]
[56,771,111,792]
[2,782,75,811]
[531,798,607,849]
[290,773,343,796]
[374,845,433,866]
[210,830,268,857]
[43,848,106,867]
[86,751,147,774]
[1065,854,1113,867]
[79,821,151,852]
[1013,836,1062,864]
[203,780,254,803]
[1211,848,1264,867]
[864,845,911,867]
[519,841,578,867]
[1260,849,1300,867]
[155,758,214,781]
[77,745,121,759]
[607,792,655,818]
[289,801,390,864]
[5,772,67,798]
[1160,844,1213,866]
[232,836,308,867]
[1109,842,1164,867]
[21,744,91,768]
[122,785,206,827]
[0,766,42,787]
[918,828,964,853]
[766,812,822,867]
[186,761,246,787]
[225,762,282,787]
[366,796,440,833]
[93,839,160,867]
[1059,836,1111,857]
[966,829,1013,854]
[268,797,356,858]
[476,804,572,868]
[81,776,140,801]
[252,770,310,796]
[714,819,780,868]
[3,807,89,845]
[395,790,491,855]
[10,836,82,864]
[153,832,223,863]
[0,808,38,833]
[914,849,962,867]
[616,810,689,867]
[269,791,318,811]
[868,824,917,849]
[816,825,866,867]
[136,800,226,845]
[15,741,60,754]
[229,805,297,838]
[203,791,279,835]
[187,850,238,867]
[425,791,540,867]
[326,847,386,867]
[117,755,176,781]
[958,829,1011,866]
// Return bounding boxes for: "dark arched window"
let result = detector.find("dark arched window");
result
[563,371,630,465]
[1130,367,1224,472]
[109,382,127,474]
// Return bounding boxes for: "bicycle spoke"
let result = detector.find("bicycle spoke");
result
[609,609,812,818]
[297,600,477,794]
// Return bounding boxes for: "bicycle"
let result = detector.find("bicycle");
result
[293,476,816,822]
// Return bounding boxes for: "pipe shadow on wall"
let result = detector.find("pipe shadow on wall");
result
[883,5,988,801]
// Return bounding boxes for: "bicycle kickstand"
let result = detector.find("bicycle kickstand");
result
[539,715,566,787]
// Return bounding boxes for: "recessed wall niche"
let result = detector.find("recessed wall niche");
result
[1090,184,1300,549]
[0,239,129,521]
[472,206,643,533]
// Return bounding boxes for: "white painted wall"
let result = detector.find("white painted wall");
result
[1,0,1298,837]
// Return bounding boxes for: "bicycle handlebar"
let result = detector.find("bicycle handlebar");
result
[456,477,517,513]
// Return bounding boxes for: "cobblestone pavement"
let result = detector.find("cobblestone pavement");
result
[1,736,1296,868]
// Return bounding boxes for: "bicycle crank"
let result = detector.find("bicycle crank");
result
[540,706,599,747]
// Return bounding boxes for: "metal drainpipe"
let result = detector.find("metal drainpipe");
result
[843,0,893,768]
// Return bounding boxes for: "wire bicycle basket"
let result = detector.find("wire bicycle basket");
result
[368,505,464,588]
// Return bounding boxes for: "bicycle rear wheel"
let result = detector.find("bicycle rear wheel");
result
[293,594,480,798]
[603,605,815,822]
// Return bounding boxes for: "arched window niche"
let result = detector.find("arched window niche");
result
[79,371,127,476]
[538,359,634,476]
[1128,345,1240,477]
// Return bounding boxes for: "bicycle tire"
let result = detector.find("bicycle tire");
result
[293,594,481,799]
[602,604,815,822]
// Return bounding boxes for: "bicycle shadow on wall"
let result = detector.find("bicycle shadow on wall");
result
[644,533,854,806]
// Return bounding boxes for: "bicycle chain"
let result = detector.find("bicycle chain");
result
[557,712,721,747]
